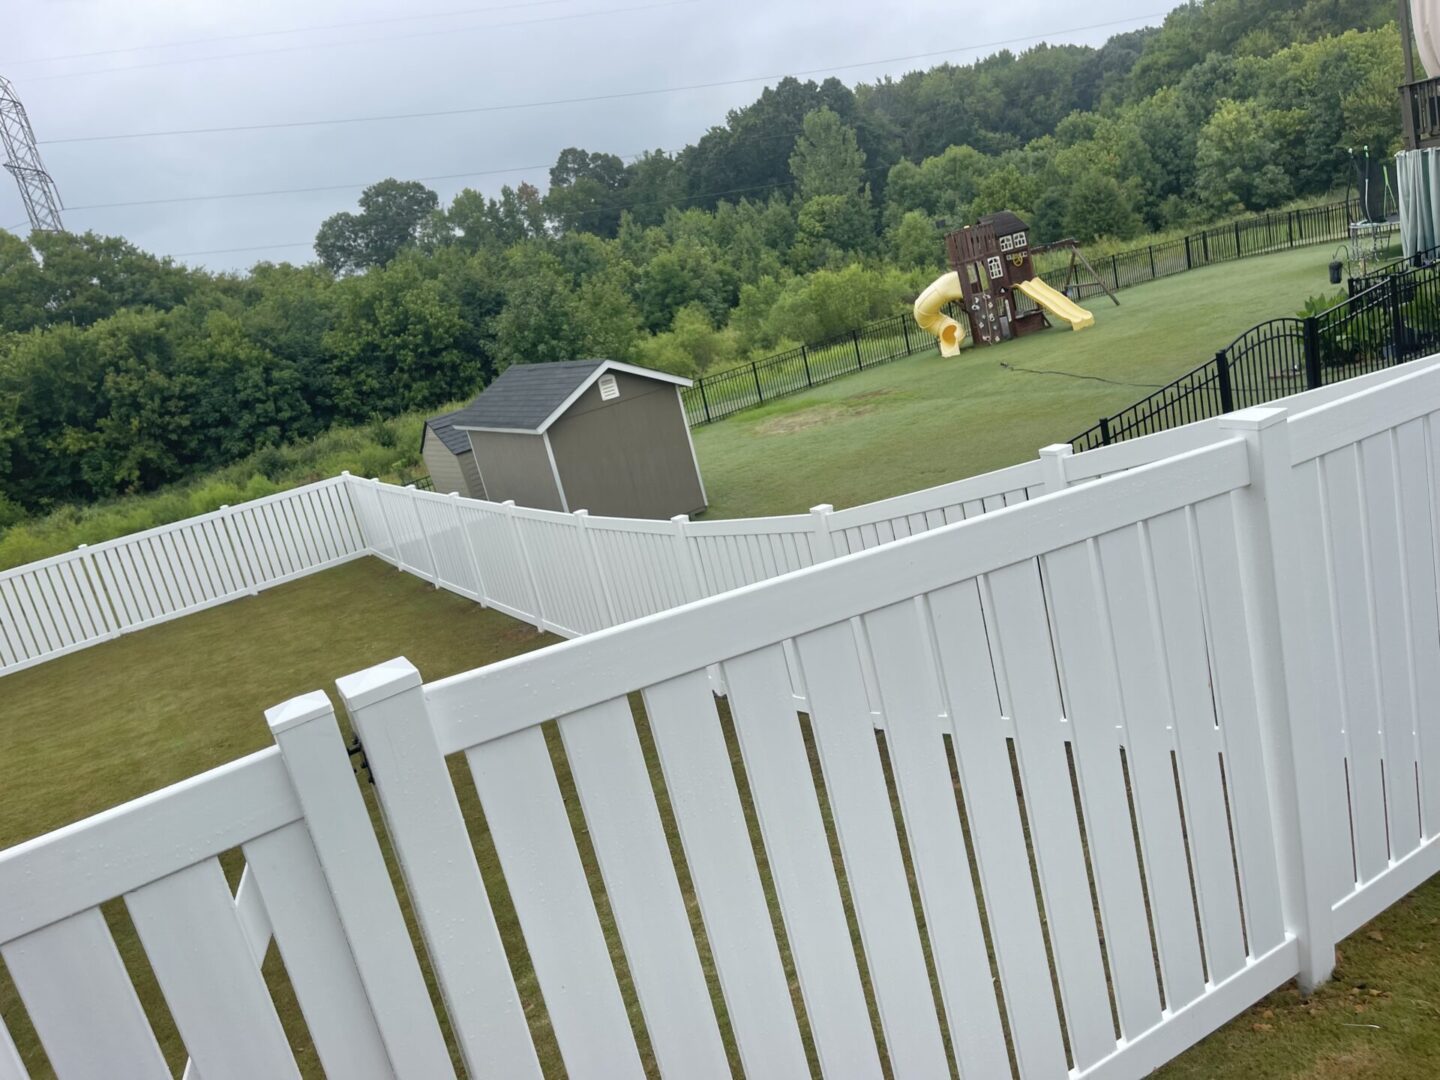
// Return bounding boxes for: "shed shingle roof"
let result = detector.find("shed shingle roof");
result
[451,360,606,434]
[423,408,474,456]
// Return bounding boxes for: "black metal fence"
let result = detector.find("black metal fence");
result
[1052,200,1371,302]
[681,306,969,425]
[1069,261,1440,452]
[684,198,1381,426]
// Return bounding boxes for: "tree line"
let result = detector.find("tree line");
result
[0,0,1402,516]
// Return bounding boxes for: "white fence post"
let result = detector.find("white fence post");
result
[1218,407,1337,991]
[670,515,705,603]
[574,510,618,628]
[503,501,546,631]
[339,471,368,553]
[371,479,402,569]
[265,691,456,1076]
[450,493,489,605]
[809,504,837,562]
[407,485,442,588]
[1038,444,1073,494]
[335,658,542,1079]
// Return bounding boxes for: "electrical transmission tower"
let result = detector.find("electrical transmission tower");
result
[0,76,63,233]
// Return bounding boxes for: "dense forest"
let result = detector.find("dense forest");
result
[0,0,1404,515]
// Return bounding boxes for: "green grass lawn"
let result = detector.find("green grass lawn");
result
[693,243,1343,518]
[6,242,1440,1077]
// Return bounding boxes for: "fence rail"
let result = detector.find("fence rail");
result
[1071,259,1440,452]
[12,358,1440,1078]
[685,198,1386,426]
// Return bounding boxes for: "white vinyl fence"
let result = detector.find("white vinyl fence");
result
[290,363,1440,1078]
[347,460,1046,639]
[0,476,364,676]
[0,702,456,1078]
[11,359,1440,1079]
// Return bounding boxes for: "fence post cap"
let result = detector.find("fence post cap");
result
[809,503,834,515]
[502,499,517,508]
[334,657,423,713]
[341,469,351,477]
[573,508,590,518]
[265,690,336,735]
[447,491,459,499]
[405,483,417,490]
[1038,443,1074,458]
[1218,406,1287,431]
[670,514,690,524]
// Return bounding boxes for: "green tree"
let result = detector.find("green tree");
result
[315,180,440,274]
[324,257,476,419]
[1062,170,1141,243]
[889,209,940,270]
[790,194,874,271]
[1195,99,1298,213]
[789,107,868,200]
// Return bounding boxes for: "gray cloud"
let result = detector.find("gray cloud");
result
[2,0,1167,270]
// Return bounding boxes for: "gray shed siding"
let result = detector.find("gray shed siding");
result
[465,430,564,511]
[422,427,487,499]
[547,372,705,519]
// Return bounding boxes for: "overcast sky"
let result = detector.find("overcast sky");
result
[1,0,1175,271]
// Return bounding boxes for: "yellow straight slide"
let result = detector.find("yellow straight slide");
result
[1014,277,1095,331]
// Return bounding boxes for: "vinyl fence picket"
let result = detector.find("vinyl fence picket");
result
[640,671,810,1080]
[792,619,951,1078]
[984,561,1116,1071]
[1,908,169,1079]
[125,859,301,1080]
[860,599,1013,1077]
[466,725,645,1079]
[722,644,885,1080]
[558,698,731,1079]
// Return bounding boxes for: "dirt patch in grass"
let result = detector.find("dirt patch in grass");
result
[755,388,896,435]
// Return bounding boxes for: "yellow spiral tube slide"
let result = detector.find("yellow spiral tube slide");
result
[913,271,967,357]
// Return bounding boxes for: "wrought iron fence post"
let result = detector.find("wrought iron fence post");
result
[901,315,911,354]
[1234,220,1242,258]
[1287,210,1295,247]
[751,360,763,404]
[1388,273,1407,363]
[1148,244,1156,280]
[1099,416,1112,446]
[1215,350,1234,413]
[1111,253,1119,289]
[801,344,812,386]
[853,329,863,370]
[1302,317,1322,390]
[1184,235,1192,270]
[698,378,712,424]
[1202,231,1210,263]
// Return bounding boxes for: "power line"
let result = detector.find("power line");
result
[2,0,578,66]
[171,240,313,257]
[62,127,814,213]
[39,14,1167,146]
[22,0,701,83]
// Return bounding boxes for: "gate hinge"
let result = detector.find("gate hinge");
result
[347,735,375,785]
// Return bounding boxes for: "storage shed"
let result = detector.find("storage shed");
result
[420,409,487,499]
[452,359,706,519]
